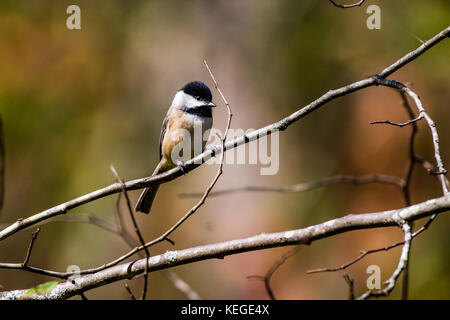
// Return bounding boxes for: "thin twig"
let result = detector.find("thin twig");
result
[304,92,434,298]
[4,196,448,300]
[179,174,405,198]
[397,90,417,299]
[375,77,448,195]
[342,273,355,300]
[110,165,150,300]
[0,228,68,279]
[399,91,419,206]
[161,270,202,300]
[370,113,424,127]
[57,212,201,299]
[79,292,88,300]
[22,228,40,267]
[306,207,436,275]
[357,222,412,299]
[1,27,448,244]
[416,156,449,180]
[0,28,448,295]
[93,60,233,299]
[328,0,366,8]
[124,283,136,300]
[247,247,301,300]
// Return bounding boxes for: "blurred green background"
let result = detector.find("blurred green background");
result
[0,0,449,299]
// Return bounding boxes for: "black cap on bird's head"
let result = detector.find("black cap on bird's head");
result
[181,81,214,104]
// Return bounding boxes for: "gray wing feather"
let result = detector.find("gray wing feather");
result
[159,113,169,160]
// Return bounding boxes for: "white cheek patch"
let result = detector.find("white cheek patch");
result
[171,91,205,109]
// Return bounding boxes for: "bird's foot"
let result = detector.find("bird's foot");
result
[176,160,188,175]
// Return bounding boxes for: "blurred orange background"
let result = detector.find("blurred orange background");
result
[0,0,449,299]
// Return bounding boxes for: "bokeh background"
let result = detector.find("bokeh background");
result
[0,0,449,299]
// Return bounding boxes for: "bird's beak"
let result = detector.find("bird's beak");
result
[207,101,216,107]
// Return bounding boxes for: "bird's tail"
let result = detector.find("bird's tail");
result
[135,161,163,214]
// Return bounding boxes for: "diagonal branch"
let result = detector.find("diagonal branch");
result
[0,26,448,243]
[328,0,366,9]
[59,212,201,299]
[1,194,448,300]
[306,218,428,275]
[179,174,405,198]
[110,165,150,300]
[397,89,418,299]
[370,113,424,128]
[22,228,40,267]
[374,77,448,194]
[247,247,301,300]
[357,222,412,299]
[342,274,355,300]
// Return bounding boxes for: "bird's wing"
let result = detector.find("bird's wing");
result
[159,113,169,160]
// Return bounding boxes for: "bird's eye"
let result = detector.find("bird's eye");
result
[194,96,201,101]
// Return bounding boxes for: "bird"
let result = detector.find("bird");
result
[135,81,216,214]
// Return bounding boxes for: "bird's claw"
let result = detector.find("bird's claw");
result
[177,160,188,175]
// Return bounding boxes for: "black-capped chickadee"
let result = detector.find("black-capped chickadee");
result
[135,81,216,214]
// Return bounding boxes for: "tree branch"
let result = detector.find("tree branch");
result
[328,0,366,9]
[306,218,428,275]
[179,174,405,198]
[0,26,448,243]
[370,113,424,128]
[1,26,449,301]
[110,165,150,300]
[342,274,355,300]
[357,222,412,299]
[1,194,448,299]
[247,247,301,300]
[374,77,448,194]
[22,228,40,267]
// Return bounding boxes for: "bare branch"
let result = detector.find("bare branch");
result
[161,270,202,300]
[378,27,449,78]
[370,113,424,127]
[0,228,67,279]
[397,90,418,299]
[357,222,412,299]
[3,25,449,280]
[1,194,448,299]
[110,165,150,300]
[0,27,448,243]
[247,247,301,300]
[306,221,425,275]
[328,0,365,9]
[400,90,419,207]
[0,27,448,301]
[307,89,428,301]
[79,292,88,300]
[180,174,405,198]
[22,228,40,267]
[59,212,201,299]
[415,156,450,186]
[342,274,355,300]
[124,283,136,300]
[374,77,449,194]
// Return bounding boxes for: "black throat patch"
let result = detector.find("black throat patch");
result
[180,105,212,118]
